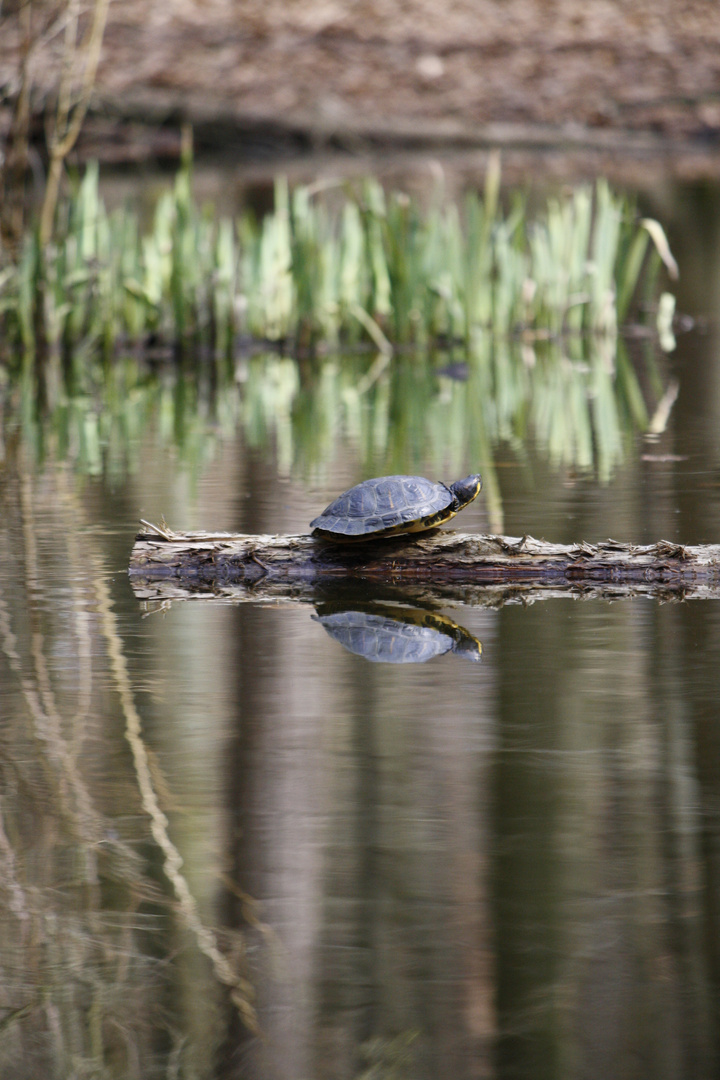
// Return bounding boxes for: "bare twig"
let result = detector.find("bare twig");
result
[39,0,110,244]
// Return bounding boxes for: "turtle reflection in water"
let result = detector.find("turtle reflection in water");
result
[310,473,482,541]
[313,604,483,665]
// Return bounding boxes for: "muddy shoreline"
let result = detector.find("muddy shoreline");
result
[2,0,720,180]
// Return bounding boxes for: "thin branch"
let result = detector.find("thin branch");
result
[39,0,110,244]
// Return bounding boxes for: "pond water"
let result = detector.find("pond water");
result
[1,173,720,1079]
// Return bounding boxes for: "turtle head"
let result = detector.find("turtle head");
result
[449,474,483,509]
[453,635,483,662]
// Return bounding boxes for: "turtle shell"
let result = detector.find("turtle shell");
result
[310,475,454,540]
[313,609,455,664]
[312,603,483,664]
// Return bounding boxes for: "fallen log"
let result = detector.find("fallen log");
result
[129,522,720,604]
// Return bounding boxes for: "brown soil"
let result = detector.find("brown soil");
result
[2,0,720,176]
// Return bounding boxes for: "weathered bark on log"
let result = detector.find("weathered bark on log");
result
[129,524,720,604]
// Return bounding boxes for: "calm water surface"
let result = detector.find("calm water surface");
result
[1,177,720,1079]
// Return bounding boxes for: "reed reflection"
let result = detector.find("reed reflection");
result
[1,331,672,535]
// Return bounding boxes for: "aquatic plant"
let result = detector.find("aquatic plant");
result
[0,162,675,358]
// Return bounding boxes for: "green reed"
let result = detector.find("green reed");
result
[0,162,672,358]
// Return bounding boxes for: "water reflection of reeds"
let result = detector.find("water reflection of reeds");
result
[1,333,669,534]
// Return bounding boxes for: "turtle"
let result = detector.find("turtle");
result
[310,473,482,542]
[312,603,483,664]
